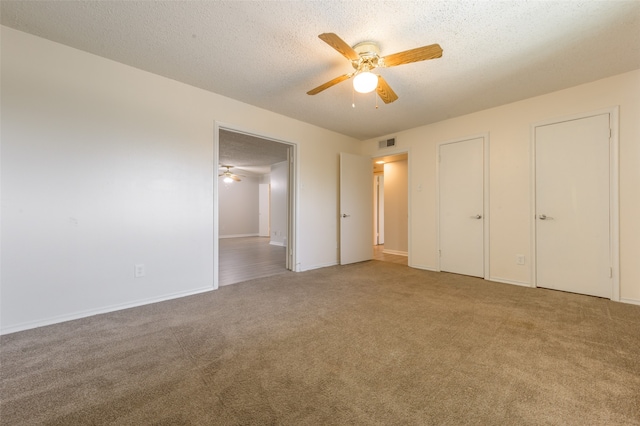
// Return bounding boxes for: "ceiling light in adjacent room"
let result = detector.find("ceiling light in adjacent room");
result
[223,176,233,183]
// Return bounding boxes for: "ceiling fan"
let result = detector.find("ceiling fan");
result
[307,33,442,104]
[219,165,243,182]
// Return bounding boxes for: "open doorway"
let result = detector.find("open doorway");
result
[372,153,408,265]
[214,126,297,287]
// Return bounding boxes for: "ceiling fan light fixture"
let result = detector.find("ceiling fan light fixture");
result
[223,176,233,183]
[353,71,378,93]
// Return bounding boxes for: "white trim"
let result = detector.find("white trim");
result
[530,106,620,300]
[288,146,298,271]
[213,122,220,290]
[407,149,413,268]
[529,121,537,289]
[620,298,640,306]
[0,286,213,336]
[373,144,408,158]
[436,133,490,279]
[382,249,408,256]
[219,233,260,239]
[269,241,286,247]
[214,121,299,288]
[484,135,490,280]
[609,107,620,302]
[410,264,439,272]
[489,277,531,287]
[299,261,338,272]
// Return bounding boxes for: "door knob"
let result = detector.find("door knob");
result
[472,214,482,219]
[539,214,553,220]
[341,214,350,218]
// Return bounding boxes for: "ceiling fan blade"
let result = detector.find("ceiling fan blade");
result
[230,175,241,182]
[376,75,398,104]
[382,43,443,67]
[307,73,353,95]
[318,33,359,61]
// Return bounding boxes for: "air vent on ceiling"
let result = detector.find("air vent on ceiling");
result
[378,138,396,149]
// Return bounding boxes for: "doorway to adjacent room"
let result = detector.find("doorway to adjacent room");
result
[214,125,297,287]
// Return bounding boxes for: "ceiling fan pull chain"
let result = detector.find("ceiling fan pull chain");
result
[352,85,355,108]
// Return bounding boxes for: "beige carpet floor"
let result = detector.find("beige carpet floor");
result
[1,261,639,425]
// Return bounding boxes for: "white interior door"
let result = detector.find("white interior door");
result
[439,137,485,277]
[535,114,611,298]
[340,152,373,264]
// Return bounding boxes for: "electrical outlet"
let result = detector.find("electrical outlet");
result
[516,255,525,265]
[134,264,145,278]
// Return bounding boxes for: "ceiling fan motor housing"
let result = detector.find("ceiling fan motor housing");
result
[352,41,381,70]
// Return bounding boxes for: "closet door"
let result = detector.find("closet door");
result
[535,113,611,298]
[439,137,485,277]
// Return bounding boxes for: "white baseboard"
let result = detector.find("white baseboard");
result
[300,261,338,272]
[219,233,259,239]
[620,297,640,306]
[269,241,286,247]
[382,249,408,256]
[408,264,438,272]
[0,286,214,336]
[489,276,533,287]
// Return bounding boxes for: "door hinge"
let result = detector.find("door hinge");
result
[609,267,613,278]
[438,249,442,257]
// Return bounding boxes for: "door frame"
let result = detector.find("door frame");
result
[214,121,298,289]
[436,133,490,279]
[371,148,411,264]
[530,106,619,300]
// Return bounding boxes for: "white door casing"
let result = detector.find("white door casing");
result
[534,112,614,298]
[340,152,373,265]
[214,122,298,289]
[438,136,488,278]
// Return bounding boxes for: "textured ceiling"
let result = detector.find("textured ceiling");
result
[2,1,639,140]
[219,130,289,176]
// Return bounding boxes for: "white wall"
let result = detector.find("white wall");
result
[219,176,259,237]
[0,27,360,333]
[373,174,384,245]
[269,161,288,246]
[258,183,270,237]
[361,70,640,304]
[259,174,270,185]
[383,160,408,254]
